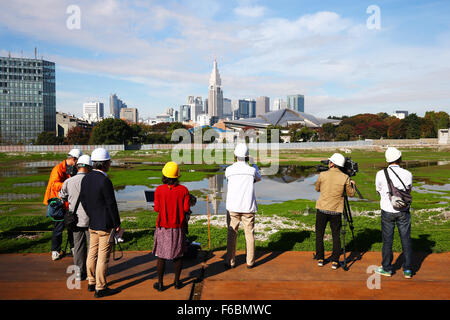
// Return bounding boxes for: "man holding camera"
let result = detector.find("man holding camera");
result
[80,148,121,298]
[43,148,82,261]
[315,153,356,269]
[375,147,413,279]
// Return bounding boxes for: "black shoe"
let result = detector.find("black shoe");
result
[153,282,164,292]
[87,284,95,292]
[174,280,182,290]
[247,264,254,269]
[224,263,235,269]
[94,287,120,298]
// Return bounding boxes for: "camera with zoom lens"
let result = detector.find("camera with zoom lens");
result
[317,157,359,177]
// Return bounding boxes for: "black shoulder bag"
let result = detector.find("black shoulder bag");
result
[383,167,412,211]
[64,196,80,231]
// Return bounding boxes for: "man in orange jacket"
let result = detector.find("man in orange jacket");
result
[44,149,82,261]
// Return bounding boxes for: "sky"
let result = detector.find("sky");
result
[0,0,449,119]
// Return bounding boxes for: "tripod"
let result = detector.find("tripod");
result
[341,185,363,271]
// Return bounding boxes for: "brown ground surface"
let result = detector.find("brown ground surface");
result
[0,250,448,300]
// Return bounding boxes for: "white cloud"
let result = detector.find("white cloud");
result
[1,1,449,117]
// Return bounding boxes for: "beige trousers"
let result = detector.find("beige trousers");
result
[87,229,112,290]
[226,211,255,267]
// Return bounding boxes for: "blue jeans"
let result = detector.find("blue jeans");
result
[381,210,413,271]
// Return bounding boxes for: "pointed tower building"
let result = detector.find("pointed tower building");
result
[208,58,223,119]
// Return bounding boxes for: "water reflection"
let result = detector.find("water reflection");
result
[114,165,319,215]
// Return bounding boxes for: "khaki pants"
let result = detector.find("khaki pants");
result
[87,229,112,290]
[226,211,255,267]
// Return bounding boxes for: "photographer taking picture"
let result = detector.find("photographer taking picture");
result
[314,153,356,270]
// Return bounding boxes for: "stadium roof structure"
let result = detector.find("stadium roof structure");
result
[224,109,340,129]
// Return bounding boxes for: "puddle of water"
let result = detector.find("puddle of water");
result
[114,166,320,215]
[0,193,41,201]
[12,181,47,188]
[413,182,450,194]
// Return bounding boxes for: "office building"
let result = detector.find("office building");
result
[208,58,223,119]
[109,93,127,119]
[272,98,287,111]
[0,56,56,144]
[83,101,104,122]
[56,111,92,137]
[187,96,203,123]
[223,98,232,118]
[120,107,138,123]
[287,94,304,113]
[256,96,270,116]
[393,110,408,119]
[180,105,191,122]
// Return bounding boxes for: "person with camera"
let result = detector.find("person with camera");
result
[225,143,262,269]
[152,161,191,292]
[80,148,121,298]
[59,155,92,282]
[43,148,82,261]
[314,153,356,270]
[375,147,413,279]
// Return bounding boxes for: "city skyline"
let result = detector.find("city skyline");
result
[0,0,449,119]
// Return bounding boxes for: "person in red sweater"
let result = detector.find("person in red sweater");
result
[152,161,190,291]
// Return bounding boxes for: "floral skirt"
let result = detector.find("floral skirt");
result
[152,227,187,260]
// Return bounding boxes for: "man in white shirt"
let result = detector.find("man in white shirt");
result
[225,143,262,269]
[375,147,414,279]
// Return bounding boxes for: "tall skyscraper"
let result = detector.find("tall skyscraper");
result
[187,96,203,123]
[109,93,127,119]
[208,58,223,119]
[223,98,232,118]
[256,96,270,116]
[0,56,56,144]
[287,94,305,113]
[272,98,287,111]
[180,105,191,122]
[83,101,104,122]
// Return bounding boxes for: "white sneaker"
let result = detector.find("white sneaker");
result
[52,251,60,261]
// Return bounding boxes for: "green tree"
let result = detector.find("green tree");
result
[36,131,63,145]
[89,118,133,145]
[335,124,355,141]
[404,114,421,139]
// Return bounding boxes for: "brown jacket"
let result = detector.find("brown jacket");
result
[315,167,356,213]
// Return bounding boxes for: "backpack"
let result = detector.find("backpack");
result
[47,197,66,221]
[383,167,412,211]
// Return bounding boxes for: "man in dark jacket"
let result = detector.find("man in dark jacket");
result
[80,148,121,298]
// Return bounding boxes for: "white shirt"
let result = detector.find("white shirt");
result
[375,165,413,213]
[225,161,262,213]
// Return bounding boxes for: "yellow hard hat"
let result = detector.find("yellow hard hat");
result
[162,161,180,178]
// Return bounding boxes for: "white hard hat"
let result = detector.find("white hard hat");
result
[77,155,92,167]
[328,153,345,167]
[385,147,402,163]
[91,148,111,161]
[68,148,82,159]
[234,143,249,158]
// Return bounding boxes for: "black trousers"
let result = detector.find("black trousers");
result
[315,210,342,262]
[51,220,74,252]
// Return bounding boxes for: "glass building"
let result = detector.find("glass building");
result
[287,94,305,113]
[0,57,56,144]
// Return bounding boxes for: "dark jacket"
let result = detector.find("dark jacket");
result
[80,170,120,231]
